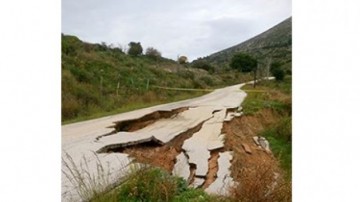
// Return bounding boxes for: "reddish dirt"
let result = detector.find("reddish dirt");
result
[202,149,222,189]
[111,107,189,132]
[117,121,204,172]
[101,106,288,195]
[222,108,287,199]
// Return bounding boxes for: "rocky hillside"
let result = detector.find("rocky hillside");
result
[198,17,292,74]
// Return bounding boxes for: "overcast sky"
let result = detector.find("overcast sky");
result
[62,0,291,61]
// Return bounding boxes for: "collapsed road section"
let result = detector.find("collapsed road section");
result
[62,82,253,201]
[95,105,243,193]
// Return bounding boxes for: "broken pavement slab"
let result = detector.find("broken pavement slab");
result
[182,109,226,177]
[205,151,235,195]
[95,106,216,152]
[172,152,191,181]
[191,177,205,188]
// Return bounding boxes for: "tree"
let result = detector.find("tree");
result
[192,59,214,73]
[230,53,258,87]
[270,62,285,81]
[128,42,143,56]
[145,47,162,60]
[230,53,257,72]
[178,56,188,64]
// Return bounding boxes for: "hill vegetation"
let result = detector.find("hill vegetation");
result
[61,35,253,123]
[195,17,292,76]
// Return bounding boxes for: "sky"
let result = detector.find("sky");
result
[62,0,291,61]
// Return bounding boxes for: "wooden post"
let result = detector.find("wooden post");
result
[116,82,120,96]
[146,79,150,90]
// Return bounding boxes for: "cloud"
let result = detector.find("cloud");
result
[62,0,291,61]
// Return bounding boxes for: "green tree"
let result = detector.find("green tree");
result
[270,62,285,81]
[128,42,143,56]
[230,53,258,87]
[145,47,162,60]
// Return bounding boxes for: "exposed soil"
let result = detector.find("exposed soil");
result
[201,149,222,189]
[108,120,205,172]
[110,107,189,132]
[97,105,287,193]
[222,108,284,196]
[96,107,189,141]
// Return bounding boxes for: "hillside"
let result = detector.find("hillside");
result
[61,35,252,122]
[197,17,292,74]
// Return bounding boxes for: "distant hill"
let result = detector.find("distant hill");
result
[197,17,292,74]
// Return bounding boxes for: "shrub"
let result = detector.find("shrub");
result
[145,47,162,60]
[230,53,257,73]
[192,59,215,73]
[128,42,143,56]
[270,62,285,81]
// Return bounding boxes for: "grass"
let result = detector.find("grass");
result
[62,34,254,124]
[260,118,292,177]
[241,76,291,115]
[62,90,206,125]
[241,76,292,177]
[230,162,292,202]
[63,152,223,202]
[62,152,131,201]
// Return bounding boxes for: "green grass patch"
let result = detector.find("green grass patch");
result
[90,166,222,202]
[260,118,292,177]
[241,76,291,115]
[62,91,206,125]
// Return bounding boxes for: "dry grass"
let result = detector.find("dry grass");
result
[230,162,291,202]
[62,152,130,201]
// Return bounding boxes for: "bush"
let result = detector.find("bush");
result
[145,47,162,60]
[270,62,285,81]
[230,53,257,73]
[192,59,215,73]
[128,42,143,56]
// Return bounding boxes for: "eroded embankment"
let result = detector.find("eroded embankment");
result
[222,108,287,199]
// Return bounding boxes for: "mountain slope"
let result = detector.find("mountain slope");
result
[199,17,292,73]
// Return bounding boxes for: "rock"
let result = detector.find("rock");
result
[234,112,242,117]
[241,143,252,154]
[258,137,271,153]
[253,136,260,146]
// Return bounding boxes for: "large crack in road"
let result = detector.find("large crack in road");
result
[62,81,269,201]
